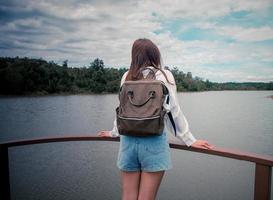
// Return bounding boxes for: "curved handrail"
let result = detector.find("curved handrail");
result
[1,135,273,166]
[0,135,272,200]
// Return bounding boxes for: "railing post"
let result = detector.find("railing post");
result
[254,163,271,200]
[0,145,11,200]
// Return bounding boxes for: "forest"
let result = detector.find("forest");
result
[0,57,272,95]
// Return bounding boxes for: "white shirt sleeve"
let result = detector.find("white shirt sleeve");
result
[109,71,128,137]
[160,70,197,147]
[110,116,119,137]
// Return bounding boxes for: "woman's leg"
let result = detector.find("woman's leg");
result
[121,171,141,200]
[137,171,165,200]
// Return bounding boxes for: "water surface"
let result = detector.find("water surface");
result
[0,91,272,200]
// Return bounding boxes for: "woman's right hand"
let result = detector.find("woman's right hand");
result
[191,140,214,149]
[97,130,112,137]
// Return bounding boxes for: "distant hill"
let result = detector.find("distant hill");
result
[0,57,272,95]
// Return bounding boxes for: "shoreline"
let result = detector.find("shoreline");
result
[0,90,272,98]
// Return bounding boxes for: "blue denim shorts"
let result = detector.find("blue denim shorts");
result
[117,132,172,172]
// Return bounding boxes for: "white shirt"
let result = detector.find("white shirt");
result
[110,67,197,147]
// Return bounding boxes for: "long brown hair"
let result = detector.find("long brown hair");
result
[126,38,173,84]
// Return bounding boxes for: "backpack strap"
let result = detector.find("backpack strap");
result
[166,92,177,136]
[142,66,158,80]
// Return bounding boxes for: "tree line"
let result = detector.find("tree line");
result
[0,57,272,95]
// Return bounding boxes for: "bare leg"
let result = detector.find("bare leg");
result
[137,171,165,200]
[121,170,141,200]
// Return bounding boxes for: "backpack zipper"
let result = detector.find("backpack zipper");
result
[118,115,160,120]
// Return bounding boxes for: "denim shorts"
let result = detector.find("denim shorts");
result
[117,132,172,172]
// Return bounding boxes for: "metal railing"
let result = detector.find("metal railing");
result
[0,135,272,200]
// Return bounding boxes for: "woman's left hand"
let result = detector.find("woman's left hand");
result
[97,130,112,137]
[191,140,214,149]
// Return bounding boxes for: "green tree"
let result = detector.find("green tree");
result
[0,57,271,95]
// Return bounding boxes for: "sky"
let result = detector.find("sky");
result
[0,0,273,82]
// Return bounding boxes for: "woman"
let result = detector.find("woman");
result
[97,38,214,200]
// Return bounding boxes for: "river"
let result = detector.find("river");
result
[0,91,272,200]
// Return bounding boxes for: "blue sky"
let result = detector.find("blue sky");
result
[0,0,273,82]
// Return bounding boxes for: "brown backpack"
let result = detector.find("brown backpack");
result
[116,68,176,137]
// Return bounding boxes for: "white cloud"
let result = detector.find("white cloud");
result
[183,61,273,82]
[138,0,273,19]
[221,26,273,42]
[0,0,273,82]
[7,18,42,29]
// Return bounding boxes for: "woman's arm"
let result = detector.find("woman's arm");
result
[97,118,119,137]
[163,70,214,149]
[97,71,129,137]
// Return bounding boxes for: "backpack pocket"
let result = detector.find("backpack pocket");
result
[117,110,164,136]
